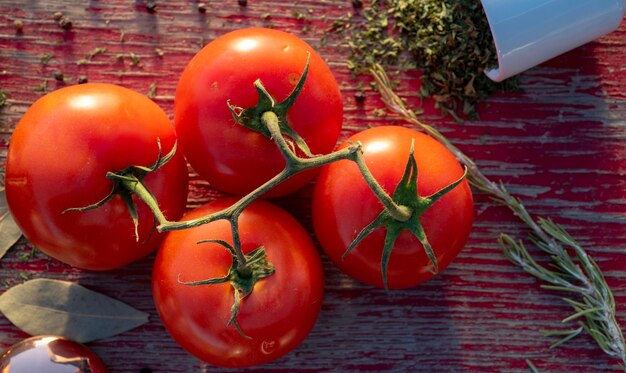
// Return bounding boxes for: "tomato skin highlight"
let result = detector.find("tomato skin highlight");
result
[5,83,189,270]
[312,126,474,289]
[174,27,343,197]
[152,198,324,368]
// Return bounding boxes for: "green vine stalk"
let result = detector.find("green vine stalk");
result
[68,59,462,334]
[369,64,626,366]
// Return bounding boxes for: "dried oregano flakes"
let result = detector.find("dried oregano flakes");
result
[326,0,521,120]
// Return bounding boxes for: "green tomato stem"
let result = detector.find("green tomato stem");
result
[261,109,412,223]
[151,111,411,271]
[156,112,361,234]
[118,176,169,226]
[353,151,412,222]
[229,216,247,270]
[129,109,413,275]
[157,110,410,234]
[260,111,300,167]
[153,111,361,267]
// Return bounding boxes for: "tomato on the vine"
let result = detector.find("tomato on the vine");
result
[312,126,474,289]
[174,27,343,197]
[152,198,324,368]
[5,83,189,270]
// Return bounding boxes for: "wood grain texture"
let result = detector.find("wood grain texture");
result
[0,1,625,372]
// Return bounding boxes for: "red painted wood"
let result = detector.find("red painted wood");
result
[0,1,625,372]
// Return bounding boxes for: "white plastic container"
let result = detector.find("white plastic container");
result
[480,0,626,82]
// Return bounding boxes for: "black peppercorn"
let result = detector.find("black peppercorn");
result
[354,91,366,104]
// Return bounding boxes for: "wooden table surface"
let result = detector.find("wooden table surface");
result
[0,1,625,372]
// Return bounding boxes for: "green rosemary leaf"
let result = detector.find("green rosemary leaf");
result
[540,285,584,294]
[561,297,588,310]
[542,327,583,337]
[562,307,604,324]
[526,359,540,373]
[582,323,612,352]
[542,327,583,349]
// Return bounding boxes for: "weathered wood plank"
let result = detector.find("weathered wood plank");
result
[0,1,624,372]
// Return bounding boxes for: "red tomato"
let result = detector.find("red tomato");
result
[174,27,343,197]
[5,83,189,270]
[0,336,108,373]
[312,126,474,289]
[153,198,324,368]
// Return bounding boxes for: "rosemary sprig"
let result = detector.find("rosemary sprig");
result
[370,64,626,365]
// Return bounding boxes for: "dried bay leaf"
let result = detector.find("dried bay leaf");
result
[0,187,22,259]
[0,279,149,343]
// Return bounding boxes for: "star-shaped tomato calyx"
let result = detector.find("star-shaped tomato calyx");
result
[343,143,467,290]
[63,139,177,241]
[227,53,314,157]
[178,239,275,338]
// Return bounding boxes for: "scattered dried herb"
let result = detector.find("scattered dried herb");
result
[330,0,520,120]
[15,247,37,262]
[0,90,7,107]
[154,48,164,57]
[293,11,309,21]
[34,80,48,94]
[238,0,248,7]
[18,272,29,281]
[85,47,107,60]
[198,3,208,13]
[0,279,149,343]
[76,48,106,65]
[39,54,54,65]
[77,76,88,84]
[129,52,142,67]
[53,71,65,82]
[147,81,157,99]
[372,108,386,117]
